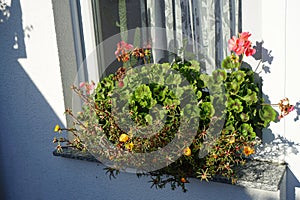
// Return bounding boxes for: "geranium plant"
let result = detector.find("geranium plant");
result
[53,32,294,192]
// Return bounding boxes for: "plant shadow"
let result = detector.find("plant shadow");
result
[252,41,274,74]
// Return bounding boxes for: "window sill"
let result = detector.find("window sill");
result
[53,147,286,192]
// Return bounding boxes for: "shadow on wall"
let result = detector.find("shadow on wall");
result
[293,101,300,122]
[286,168,300,200]
[252,41,274,74]
[241,41,276,141]
[0,0,26,59]
[0,0,64,199]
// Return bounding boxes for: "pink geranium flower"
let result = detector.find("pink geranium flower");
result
[115,41,133,56]
[120,41,133,51]
[79,81,95,95]
[289,105,295,112]
[239,32,252,41]
[86,82,95,95]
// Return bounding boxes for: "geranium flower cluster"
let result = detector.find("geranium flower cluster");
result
[228,32,256,56]
[114,41,151,63]
[79,81,95,95]
[114,41,134,62]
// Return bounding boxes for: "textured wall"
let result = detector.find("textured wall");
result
[0,0,296,200]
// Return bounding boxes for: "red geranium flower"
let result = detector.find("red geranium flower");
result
[228,32,256,56]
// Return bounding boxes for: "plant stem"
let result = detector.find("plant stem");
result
[254,59,262,72]
[238,54,244,69]
[261,103,279,106]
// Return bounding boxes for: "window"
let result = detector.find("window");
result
[76,0,242,84]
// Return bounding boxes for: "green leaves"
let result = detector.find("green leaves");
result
[212,69,227,83]
[239,113,250,122]
[243,89,258,104]
[117,0,128,41]
[221,55,240,69]
[227,98,243,113]
[199,102,215,120]
[165,73,182,85]
[259,105,276,127]
[239,123,256,139]
[226,80,240,94]
[231,70,246,84]
[90,58,276,188]
[134,84,151,98]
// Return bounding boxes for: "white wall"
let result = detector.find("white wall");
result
[0,0,296,200]
[243,0,300,187]
[284,0,300,183]
[243,1,300,199]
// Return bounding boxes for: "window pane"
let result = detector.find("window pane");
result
[90,0,241,77]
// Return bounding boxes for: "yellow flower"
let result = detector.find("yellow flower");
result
[228,136,235,144]
[183,147,192,156]
[231,178,237,184]
[243,146,255,156]
[125,142,134,151]
[54,124,61,132]
[119,134,129,143]
[230,54,239,63]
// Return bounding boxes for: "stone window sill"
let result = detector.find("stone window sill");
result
[53,147,286,192]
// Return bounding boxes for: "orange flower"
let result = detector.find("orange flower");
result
[243,146,254,156]
[180,177,187,183]
[119,134,129,143]
[212,153,218,159]
[183,147,192,156]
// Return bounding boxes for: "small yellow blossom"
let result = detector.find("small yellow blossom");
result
[231,178,237,184]
[243,146,255,156]
[119,134,129,143]
[230,54,239,63]
[228,136,235,144]
[183,147,192,156]
[54,124,61,132]
[125,142,134,151]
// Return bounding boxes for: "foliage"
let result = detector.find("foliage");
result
[53,32,296,192]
